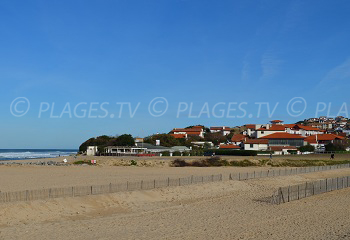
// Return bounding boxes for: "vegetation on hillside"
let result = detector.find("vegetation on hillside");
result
[79,134,135,152]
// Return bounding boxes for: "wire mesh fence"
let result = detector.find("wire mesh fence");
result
[271,176,350,204]
[0,174,223,204]
[229,163,350,181]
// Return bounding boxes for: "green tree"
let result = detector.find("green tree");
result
[204,132,226,145]
[325,143,346,151]
[79,134,135,153]
[299,144,315,152]
[144,134,180,147]
[112,134,135,146]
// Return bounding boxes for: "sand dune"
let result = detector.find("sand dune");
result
[1,167,350,239]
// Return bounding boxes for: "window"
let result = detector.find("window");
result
[261,131,264,134]
[250,144,254,148]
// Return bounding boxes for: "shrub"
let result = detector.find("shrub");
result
[130,160,137,166]
[325,143,346,152]
[205,150,258,156]
[190,149,204,156]
[205,156,222,166]
[171,159,188,167]
[161,151,170,156]
[172,151,182,156]
[73,160,92,165]
[230,160,258,167]
[299,144,315,152]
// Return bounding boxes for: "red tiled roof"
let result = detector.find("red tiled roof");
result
[271,120,283,123]
[292,125,322,131]
[260,132,305,139]
[231,134,246,142]
[269,146,298,151]
[244,139,269,144]
[305,134,345,143]
[219,145,241,149]
[284,124,297,128]
[245,124,256,129]
[170,134,186,139]
[187,132,202,135]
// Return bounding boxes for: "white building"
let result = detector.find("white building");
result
[210,126,231,136]
[87,146,98,156]
[243,139,269,151]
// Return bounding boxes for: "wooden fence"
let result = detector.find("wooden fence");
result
[1,163,350,204]
[271,176,350,204]
[229,163,350,181]
[0,174,223,203]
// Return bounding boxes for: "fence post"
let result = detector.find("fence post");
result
[297,185,300,200]
[239,173,240,181]
[337,177,339,190]
[305,182,307,197]
[288,186,290,202]
[179,178,181,186]
[26,190,29,201]
[278,188,283,204]
[154,179,156,189]
[90,186,93,195]
[168,177,170,186]
[212,175,214,182]
[109,183,112,193]
[72,187,74,197]
[191,175,193,184]
[141,180,143,190]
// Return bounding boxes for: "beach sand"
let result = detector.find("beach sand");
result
[1,156,350,239]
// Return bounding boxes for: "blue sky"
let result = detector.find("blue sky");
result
[1,0,350,149]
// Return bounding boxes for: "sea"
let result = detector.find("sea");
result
[0,149,78,161]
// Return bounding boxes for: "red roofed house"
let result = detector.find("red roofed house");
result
[230,134,247,148]
[170,126,204,138]
[305,134,346,149]
[260,132,306,147]
[244,124,256,137]
[210,126,231,136]
[255,124,287,138]
[231,134,246,144]
[269,146,298,155]
[243,139,269,151]
[287,124,324,136]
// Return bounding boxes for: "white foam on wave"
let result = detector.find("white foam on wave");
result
[0,151,77,160]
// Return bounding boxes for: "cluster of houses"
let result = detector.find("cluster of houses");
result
[305,116,349,130]
[170,119,349,155]
[86,117,349,156]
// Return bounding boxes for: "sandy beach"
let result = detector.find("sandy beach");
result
[1,156,350,239]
